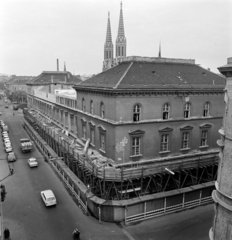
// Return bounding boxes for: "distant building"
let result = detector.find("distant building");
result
[5,76,34,93]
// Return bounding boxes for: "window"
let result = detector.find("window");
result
[61,111,64,125]
[90,128,95,145]
[201,130,208,146]
[203,102,210,117]
[133,104,141,122]
[100,133,105,151]
[90,100,94,114]
[65,112,68,127]
[181,132,189,149]
[184,103,191,119]
[100,102,105,118]
[82,98,85,112]
[132,137,141,156]
[163,103,170,120]
[161,134,169,152]
[70,115,74,132]
[82,123,86,140]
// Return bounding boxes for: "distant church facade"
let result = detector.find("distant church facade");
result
[102,2,127,72]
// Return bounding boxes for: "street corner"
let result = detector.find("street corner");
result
[3,217,27,240]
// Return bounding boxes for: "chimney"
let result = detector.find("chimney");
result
[57,59,59,71]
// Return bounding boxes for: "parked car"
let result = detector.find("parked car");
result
[3,136,9,140]
[5,146,12,153]
[41,190,57,207]
[2,133,8,138]
[28,157,38,167]
[5,144,11,149]
[7,152,16,162]
[4,140,11,145]
[5,105,8,108]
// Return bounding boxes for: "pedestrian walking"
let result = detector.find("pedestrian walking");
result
[4,228,10,239]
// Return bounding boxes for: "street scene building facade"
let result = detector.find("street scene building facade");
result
[23,3,227,223]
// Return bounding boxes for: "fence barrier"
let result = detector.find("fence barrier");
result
[125,196,213,224]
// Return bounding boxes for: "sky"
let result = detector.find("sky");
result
[0,0,231,76]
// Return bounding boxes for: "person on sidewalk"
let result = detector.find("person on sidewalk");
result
[4,228,10,239]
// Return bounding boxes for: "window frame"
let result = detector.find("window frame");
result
[82,98,86,112]
[133,104,141,122]
[203,102,210,117]
[129,129,145,161]
[90,100,94,115]
[184,102,191,119]
[163,103,170,120]
[100,102,105,118]
[200,130,208,147]
[199,123,212,149]
[181,132,190,149]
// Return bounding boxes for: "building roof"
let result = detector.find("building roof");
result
[75,57,225,91]
[7,77,34,85]
[27,71,82,85]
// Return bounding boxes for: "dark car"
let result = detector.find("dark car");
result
[5,105,8,108]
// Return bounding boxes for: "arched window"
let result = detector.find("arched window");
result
[184,103,191,119]
[90,100,94,114]
[163,103,170,120]
[82,98,85,112]
[133,104,141,122]
[100,102,105,118]
[203,102,210,117]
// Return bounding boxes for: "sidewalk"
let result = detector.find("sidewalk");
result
[0,160,26,240]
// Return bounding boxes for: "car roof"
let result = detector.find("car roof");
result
[42,190,55,198]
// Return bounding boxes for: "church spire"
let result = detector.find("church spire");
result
[106,12,113,43]
[64,62,66,71]
[116,2,126,59]
[158,42,161,58]
[103,12,114,72]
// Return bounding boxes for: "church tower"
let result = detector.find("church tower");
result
[115,2,126,61]
[209,57,232,240]
[103,12,114,72]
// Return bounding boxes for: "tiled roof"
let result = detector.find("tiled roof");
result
[27,71,82,85]
[7,77,33,85]
[75,59,225,90]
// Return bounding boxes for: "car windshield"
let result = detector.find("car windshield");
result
[47,197,55,201]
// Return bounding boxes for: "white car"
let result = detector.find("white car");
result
[28,157,38,167]
[5,146,12,153]
[4,143,11,148]
[41,190,57,207]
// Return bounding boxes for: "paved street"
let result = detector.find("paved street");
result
[0,100,215,240]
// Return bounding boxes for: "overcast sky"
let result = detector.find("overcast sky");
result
[0,0,231,76]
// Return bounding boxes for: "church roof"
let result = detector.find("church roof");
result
[27,71,82,85]
[75,57,225,91]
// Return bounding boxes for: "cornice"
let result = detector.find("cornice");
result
[73,87,224,97]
